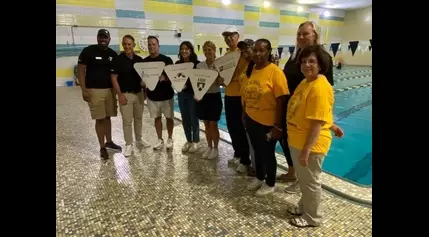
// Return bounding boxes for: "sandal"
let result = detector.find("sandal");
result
[289,217,318,228]
[287,205,303,216]
[276,173,297,182]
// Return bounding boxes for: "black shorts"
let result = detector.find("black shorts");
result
[197,92,223,121]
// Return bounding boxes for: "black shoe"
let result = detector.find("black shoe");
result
[100,147,109,160]
[105,141,122,151]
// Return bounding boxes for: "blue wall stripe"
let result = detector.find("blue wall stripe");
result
[116,9,145,19]
[56,44,177,58]
[151,0,193,5]
[244,5,259,12]
[193,16,244,26]
[320,15,344,21]
[259,21,280,28]
[280,10,309,17]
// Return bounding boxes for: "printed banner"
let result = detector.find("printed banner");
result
[213,51,240,86]
[134,61,165,91]
[164,62,194,92]
[189,69,219,101]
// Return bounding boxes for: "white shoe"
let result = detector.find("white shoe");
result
[166,138,174,150]
[247,179,263,191]
[284,181,301,194]
[182,142,192,152]
[228,156,240,164]
[132,144,141,156]
[255,183,275,197]
[188,142,198,153]
[208,148,219,160]
[124,145,132,157]
[153,139,164,150]
[201,147,211,159]
[137,139,151,148]
[236,164,248,173]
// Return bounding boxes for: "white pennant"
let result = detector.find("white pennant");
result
[214,51,240,86]
[164,62,194,92]
[134,61,165,91]
[189,69,219,100]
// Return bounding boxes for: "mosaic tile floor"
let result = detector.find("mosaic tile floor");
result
[56,87,372,237]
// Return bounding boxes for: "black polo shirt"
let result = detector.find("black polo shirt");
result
[78,45,118,89]
[111,53,144,93]
[142,54,174,101]
[175,60,200,95]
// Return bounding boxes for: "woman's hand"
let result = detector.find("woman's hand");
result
[118,93,127,105]
[217,76,226,86]
[330,124,344,138]
[270,127,282,140]
[298,150,310,167]
[194,96,200,102]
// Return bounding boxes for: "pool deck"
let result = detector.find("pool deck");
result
[173,109,372,206]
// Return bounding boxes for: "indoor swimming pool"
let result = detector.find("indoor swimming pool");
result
[173,66,372,186]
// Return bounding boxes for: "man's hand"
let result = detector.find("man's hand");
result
[82,89,91,102]
[118,93,127,105]
[140,81,146,87]
[159,75,166,82]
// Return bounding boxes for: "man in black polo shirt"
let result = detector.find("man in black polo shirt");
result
[142,36,175,150]
[77,29,122,159]
[111,35,151,157]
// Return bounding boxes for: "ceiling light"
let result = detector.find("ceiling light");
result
[297,0,325,4]
[324,11,330,17]
[263,1,271,8]
[222,0,231,5]
[297,6,303,12]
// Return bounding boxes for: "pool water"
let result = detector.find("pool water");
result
[173,66,372,186]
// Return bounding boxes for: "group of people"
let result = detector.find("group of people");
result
[76,21,344,228]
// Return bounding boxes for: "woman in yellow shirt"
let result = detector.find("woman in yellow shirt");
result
[286,45,338,228]
[242,39,290,197]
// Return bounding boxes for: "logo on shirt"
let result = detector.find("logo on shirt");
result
[109,56,113,61]
[197,77,206,91]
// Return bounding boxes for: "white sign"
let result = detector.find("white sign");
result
[134,61,165,91]
[214,51,240,86]
[189,69,219,100]
[164,62,194,92]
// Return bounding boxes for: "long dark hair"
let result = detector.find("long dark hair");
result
[178,41,198,63]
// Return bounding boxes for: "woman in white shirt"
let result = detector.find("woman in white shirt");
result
[196,41,223,160]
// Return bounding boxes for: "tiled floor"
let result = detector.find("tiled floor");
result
[56,87,372,237]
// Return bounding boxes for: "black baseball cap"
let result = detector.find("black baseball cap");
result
[237,39,255,49]
[97,29,110,37]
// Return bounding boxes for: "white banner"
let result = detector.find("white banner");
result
[189,69,219,100]
[214,51,240,86]
[134,61,165,91]
[164,62,194,92]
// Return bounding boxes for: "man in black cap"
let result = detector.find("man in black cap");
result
[77,29,121,159]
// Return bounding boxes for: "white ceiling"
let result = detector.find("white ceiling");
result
[276,0,372,10]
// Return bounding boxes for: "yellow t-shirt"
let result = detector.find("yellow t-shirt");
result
[239,72,248,105]
[225,48,248,97]
[286,75,334,154]
[242,63,290,126]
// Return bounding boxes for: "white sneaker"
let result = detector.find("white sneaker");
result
[166,138,173,150]
[137,139,151,148]
[153,139,164,150]
[255,183,276,197]
[228,156,240,164]
[236,164,248,173]
[201,147,211,159]
[124,144,132,157]
[284,181,301,194]
[247,179,263,191]
[182,142,192,152]
[207,148,219,160]
[188,142,198,153]
[132,144,141,156]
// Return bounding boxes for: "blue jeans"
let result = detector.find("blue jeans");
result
[177,92,200,143]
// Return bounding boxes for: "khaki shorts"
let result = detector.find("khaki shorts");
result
[87,88,118,120]
[147,98,174,119]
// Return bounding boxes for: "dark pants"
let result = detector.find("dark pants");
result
[225,95,250,165]
[245,115,277,187]
[178,92,200,143]
[280,103,293,167]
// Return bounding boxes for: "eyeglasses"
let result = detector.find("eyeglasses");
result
[300,58,318,66]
